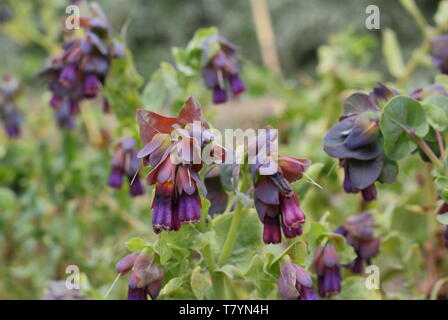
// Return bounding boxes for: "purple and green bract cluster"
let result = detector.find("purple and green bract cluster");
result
[108,137,144,197]
[116,252,164,300]
[335,212,380,273]
[201,36,245,104]
[251,132,311,244]
[278,260,319,300]
[323,83,398,202]
[40,3,124,128]
[136,96,219,234]
[0,75,22,138]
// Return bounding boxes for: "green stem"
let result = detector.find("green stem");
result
[412,135,444,171]
[218,202,243,266]
[198,195,225,299]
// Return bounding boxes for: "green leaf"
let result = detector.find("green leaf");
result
[380,96,429,160]
[160,277,184,297]
[0,187,17,211]
[243,255,276,298]
[125,237,146,252]
[421,95,448,131]
[154,238,173,264]
[436,213,448,225]
[378,158,399,184]
[103,47,143,121]
[190,267,211,299]
[331,276,382,300]
[141,62,183,111]
[404,243,423,284]
[382,29,404,78]
[211,209,263,269]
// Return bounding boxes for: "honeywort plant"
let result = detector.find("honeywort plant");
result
[3,0,448,300]
[40,2,124,128]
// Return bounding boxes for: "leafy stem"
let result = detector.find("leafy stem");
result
[218,165,250,266]
[198,191,225,299]
[409,132,444,171]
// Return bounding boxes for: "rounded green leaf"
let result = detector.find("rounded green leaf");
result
[380,96,429,160]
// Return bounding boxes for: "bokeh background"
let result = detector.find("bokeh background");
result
[0,0,447,299]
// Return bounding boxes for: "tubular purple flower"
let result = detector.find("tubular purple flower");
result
[178,191,202,224]
[83,73,100,98]
[312,244,341,297]
[115,252,139,275]
[361,184,377,202]
[129,175,144,197]
[229,75,245,95]
[49,94,63,109]
[59,64,78,87]
[152,182,179,233]
[213,87,227,104]
[108,166,123,189]
[280,193,305,229]
[263,215,281,244]
[278,260,319,300]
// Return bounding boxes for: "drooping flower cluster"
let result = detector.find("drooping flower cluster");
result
[116,251,164,300]
[251,129,311,244]
[0,75,22,138]
[312,243,341,297]
[278,259,319,300]
[335,212,380,273]
[323,84,398,202]
[40,3,124,128]
[431,35,448,74]
[201,36,245,104]
[136,96,219,233]
[108,137,144,197]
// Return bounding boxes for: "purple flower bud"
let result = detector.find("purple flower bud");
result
[282,221,302,239]
[83,73,100,98]
[59,64,77,87]
[127,284,147,300]
[115,252,139,275]
[152,182,179,233]
[278,260,319,300]
[5,123,20,138]
[342,165,356,193]
[361,184,377,202]
[212,87,227,104]
[49,94,63,109]
[129,175,144,197]
[229,75,245,95]
[279,193,305,229]
[263,215,281,244]
[178,191,201,224]
[312,244,341,297]
[108,166,123,189]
